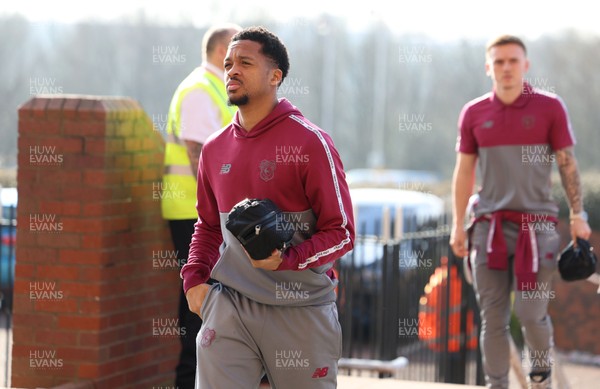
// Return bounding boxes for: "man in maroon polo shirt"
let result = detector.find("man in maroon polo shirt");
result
[450,35,591,389]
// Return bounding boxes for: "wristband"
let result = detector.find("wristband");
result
[569,210,588,222]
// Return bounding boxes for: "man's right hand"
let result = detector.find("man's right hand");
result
[450,225,469,258]
[185,283,211,318]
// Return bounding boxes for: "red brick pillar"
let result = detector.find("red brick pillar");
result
[12,96,182,388]
[548,225,600,355]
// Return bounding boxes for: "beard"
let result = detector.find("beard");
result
[228,93,249,106]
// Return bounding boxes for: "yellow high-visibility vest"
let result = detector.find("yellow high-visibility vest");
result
[161,67,235,220]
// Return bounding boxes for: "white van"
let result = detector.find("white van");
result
[348,187,445,267]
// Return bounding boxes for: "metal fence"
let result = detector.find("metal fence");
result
[336,216,485,385]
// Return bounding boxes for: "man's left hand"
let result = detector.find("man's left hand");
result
[570,218,592,244]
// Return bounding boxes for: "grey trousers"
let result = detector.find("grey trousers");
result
[196,283,342,389]
[470,220,560,389]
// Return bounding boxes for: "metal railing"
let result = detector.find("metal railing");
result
[336,217,485,385]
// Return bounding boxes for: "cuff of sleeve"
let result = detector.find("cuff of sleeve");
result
[181,268,209,294]
[457,147,477,154]
[276,251,298,271]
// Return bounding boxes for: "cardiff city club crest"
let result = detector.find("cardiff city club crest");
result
[259,160,276,182]
[200,327,216,348]
[522,115,535,129]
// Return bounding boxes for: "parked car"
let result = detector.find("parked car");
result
[346,168,440,190]
[0,187,17,312]
[348,187,444,268]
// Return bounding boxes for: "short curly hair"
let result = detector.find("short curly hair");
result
[231,26,290,86]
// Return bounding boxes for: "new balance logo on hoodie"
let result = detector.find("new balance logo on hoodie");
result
[220,163,231,174]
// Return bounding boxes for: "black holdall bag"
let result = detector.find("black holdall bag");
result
[225,198,294,260]
[558,237,598,281]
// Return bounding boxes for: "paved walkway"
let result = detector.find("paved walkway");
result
[2,366,600,388]
[338,376,481,388]
[506,360,600,389]
[2,308,599,389]
[558,362,600,389]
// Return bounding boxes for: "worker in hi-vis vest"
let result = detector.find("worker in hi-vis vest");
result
[161,23,241,389]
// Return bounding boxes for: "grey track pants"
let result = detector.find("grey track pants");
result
[196,283,342,389]
[470,220,560,389]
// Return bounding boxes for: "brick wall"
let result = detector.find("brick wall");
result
[13,96,182,388]
[549,226,600,355]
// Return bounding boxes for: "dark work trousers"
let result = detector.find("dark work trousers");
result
[170,219,203,389]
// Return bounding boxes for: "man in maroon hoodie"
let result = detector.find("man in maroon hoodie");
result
[181,26,355,388]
